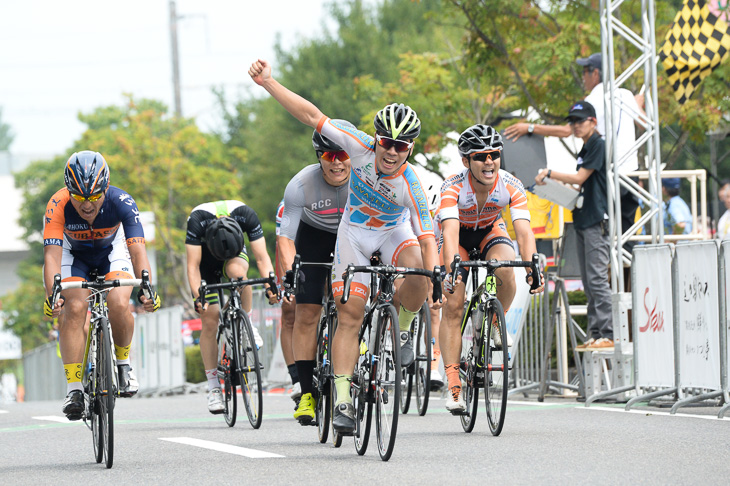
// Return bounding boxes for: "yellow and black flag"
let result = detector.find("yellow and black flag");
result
[660,0,730,104]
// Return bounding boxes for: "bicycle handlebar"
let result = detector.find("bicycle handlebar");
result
[51,270,154,305]
[340,264,442,305]
[284,254,334,299]
[450,253,542,293]
[198,272,279,308]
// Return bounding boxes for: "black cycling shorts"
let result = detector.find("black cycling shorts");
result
[295,222,337,305]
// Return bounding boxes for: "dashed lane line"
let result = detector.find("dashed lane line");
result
[160,437,284,458]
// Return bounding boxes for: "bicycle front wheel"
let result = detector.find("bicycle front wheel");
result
[95,318,114,468]
[218,325,237,427]
[460,305,481,433]
[374,304,401,461]
[315,314,330,443]
[237,311,263,429]
[415,303,432,416]
[485,299,508,436]
[328,314,343,448]
[353,329,373,456]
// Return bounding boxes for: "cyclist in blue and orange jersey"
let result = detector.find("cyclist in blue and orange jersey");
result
[439,125,544,413]
[275,198,301,403]
[186,200,277,414]
[249,59,441,434]
[43,151,161,420]
[277,126,352,425]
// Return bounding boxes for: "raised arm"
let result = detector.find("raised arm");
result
[248,59,325,129]
[504,122,572,142]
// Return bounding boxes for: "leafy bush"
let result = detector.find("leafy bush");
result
[184,345,205,384]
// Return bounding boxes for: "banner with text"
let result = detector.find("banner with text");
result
[632,245,675,387]
[674,241,721,390]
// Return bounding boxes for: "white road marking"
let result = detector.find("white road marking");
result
[508,400,556,407]
[578,406,730,421]
[32,416,82,423]
[160,437,284,458]
[0,410,8,414]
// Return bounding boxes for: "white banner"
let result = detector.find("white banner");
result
[131,306,186,392]
[674,241,721,390]
[632,245,675,387]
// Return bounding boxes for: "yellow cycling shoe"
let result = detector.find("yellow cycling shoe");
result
[293,392,316,425]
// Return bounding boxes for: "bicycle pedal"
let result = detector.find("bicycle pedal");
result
[449,409,468,416]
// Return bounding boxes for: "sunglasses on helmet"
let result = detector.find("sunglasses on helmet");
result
[471,151,501,162]
[319,150,349,162]
[70,192,104,203]
[375,134,414,153]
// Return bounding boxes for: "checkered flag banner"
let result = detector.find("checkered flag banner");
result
[660,0,730,104]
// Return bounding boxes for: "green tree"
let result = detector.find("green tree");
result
[0,107,13,151]
[216,0,463,221]
[4,96,243,350]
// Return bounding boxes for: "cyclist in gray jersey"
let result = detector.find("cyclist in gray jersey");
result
[278,123,352,425]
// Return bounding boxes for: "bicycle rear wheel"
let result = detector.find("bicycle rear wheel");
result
[415,303,432,416]
[374,304,401,461]
[315,314,330,443]
[96,318,114,468]
[460,305,481,433]
[218,325,237,427]
[485,299,508,436]
[237,311,263,429]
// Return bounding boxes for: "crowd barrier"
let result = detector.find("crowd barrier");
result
[624,241,730,416]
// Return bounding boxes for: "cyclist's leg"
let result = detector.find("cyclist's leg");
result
[384,226,425,367]
[330,224,372,431]
[58,254,91,417]
[293,223,336,419]
[198,259,226,412]
[441,275,467,410]
[279,299,299,396]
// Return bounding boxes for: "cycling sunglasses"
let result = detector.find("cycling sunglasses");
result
[319,150,349,162]
[70,192,104,203]
[471,151,501,162]
[375,134,414,153]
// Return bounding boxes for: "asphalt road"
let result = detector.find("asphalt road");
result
[1,391,729,485]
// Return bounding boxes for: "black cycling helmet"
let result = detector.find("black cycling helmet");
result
[373,103,421,140]
[457,124,503,157]
[64,151,110,197]
[204,217,244,261]
[312,119,356,152]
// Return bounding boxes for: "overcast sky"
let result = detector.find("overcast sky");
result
[0,0,329,156]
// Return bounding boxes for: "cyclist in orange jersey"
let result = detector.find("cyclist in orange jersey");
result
[439,125,544,413]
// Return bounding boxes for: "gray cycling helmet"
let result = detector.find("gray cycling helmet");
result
[373,103,421,140]
[457,124,503,157]
[312,119,356,152]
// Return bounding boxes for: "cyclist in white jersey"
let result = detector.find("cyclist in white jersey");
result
[249,58,441,433]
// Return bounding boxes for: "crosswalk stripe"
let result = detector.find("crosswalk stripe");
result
[160,437,284,458]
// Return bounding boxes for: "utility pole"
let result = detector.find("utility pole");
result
[169,0,182,117]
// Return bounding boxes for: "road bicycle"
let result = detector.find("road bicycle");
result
[198,272,277,429]
[400,302,432,416]
[341,253,442,461]
[286,254,341,446]
[450,251,540,435]
[49,270,154,469]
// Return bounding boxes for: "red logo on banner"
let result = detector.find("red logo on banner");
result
[640,288,665,333]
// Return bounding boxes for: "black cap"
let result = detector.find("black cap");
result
[576,53,602,71]
[565,101,597,121]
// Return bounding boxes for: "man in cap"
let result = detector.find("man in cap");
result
[535,101,613,350]
[506,52,644,248]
